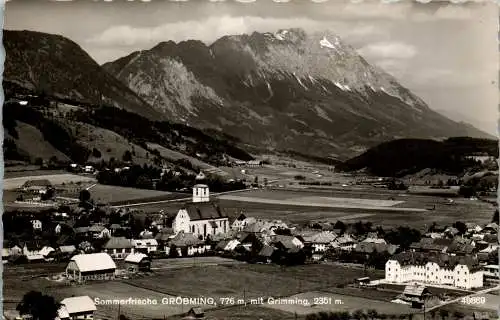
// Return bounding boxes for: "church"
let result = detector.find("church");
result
[172,184,230,240]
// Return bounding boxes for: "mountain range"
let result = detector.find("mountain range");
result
[2,28,494,164]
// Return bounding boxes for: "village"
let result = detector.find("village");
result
[2,167,499,320]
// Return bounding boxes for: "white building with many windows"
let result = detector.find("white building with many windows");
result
[172,185,230,240]
[385,252,483,289]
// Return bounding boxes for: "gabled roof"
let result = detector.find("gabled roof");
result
[69,253,116,272]
[259,245,275,257]
[88,225,107,233]
[59,245,76,253]
[74,227,90,234]
[155,228,175,241]
[182,202,228,221]
[403,285,428,297]
[170,232,203,247]
[103,237,133,249]
[124,253,150,264]
[60,296,96,314]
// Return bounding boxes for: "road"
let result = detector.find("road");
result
[425,285,500,312]
[111,188,251,208]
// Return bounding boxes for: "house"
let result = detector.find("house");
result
[59,245,77,255]
[172,185,230,240]
[331,234,356,251]
[215,239,240,252]
[88,225,111,239]
[231,214,257,231]
[447,238,476,256]
[132,239,158,253]
[58,295,97,320]
[258,245,276,263]
[102,237,134,259]
[22,241,45,257]
[410,238,452,254]
[155,228,175,250]
[184,307,204,319]
[299,231,337,252]
[466,223,483,234]
[483,265,499,280]
[124,253,152,272]
[272,235,304,251]
[31,219,43,231]
[39,246,55,258]
[355,242,398,255]
[9,245,22,256]
[22,179,52,193]
[247,160,263,167]
[169,232,206,256]
[385,252,484,289]
[483,223,498,234]
[75,227,91,238]
[66,253,116,283]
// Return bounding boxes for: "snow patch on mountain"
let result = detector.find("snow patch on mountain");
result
[319,37,336,50]
[293,72,308,90]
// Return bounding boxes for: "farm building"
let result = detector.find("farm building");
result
[22,179,52,193]
[184,307,204,319]
[66,253,116,283]
[397,285,431,308]
[102,237,135,259]
[173,185,230,240]
[58,295,97,320]
[124,253,151,272]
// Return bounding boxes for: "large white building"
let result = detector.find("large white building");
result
[173,185,230,240]
[385,252,483,289]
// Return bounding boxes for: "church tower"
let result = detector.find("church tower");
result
[193,184,210,203]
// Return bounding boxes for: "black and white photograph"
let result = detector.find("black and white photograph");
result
[1,0,499,319]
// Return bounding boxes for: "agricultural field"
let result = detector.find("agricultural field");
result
[214,188,495,229]
[3,173,96,190]
[184,305,306,320]
[4,169,67,179]
[83,184,185,205]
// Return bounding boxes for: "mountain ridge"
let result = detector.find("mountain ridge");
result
[103,27,493,159]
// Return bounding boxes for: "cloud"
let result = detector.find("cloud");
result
[358,42,417,60]
[374,59,407,77]
[87,16,335,48]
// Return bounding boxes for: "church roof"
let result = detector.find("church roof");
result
[182,202,228,221]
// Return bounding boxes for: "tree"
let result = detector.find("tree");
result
[34,157,44,166]
[122,150,133,162]
[367,309,378,320]
[438,309,449,320]
[16,291,61,320]
[92,148,102,158]
[452,311,464,319]
[352,310,365,320]
[453,221,467,235]
[492,209,499,224]
[79,189,91,203]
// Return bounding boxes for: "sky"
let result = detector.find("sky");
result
[3,0,499,135]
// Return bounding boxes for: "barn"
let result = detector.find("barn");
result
[124,253,151,272]
[66,253,116,283]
